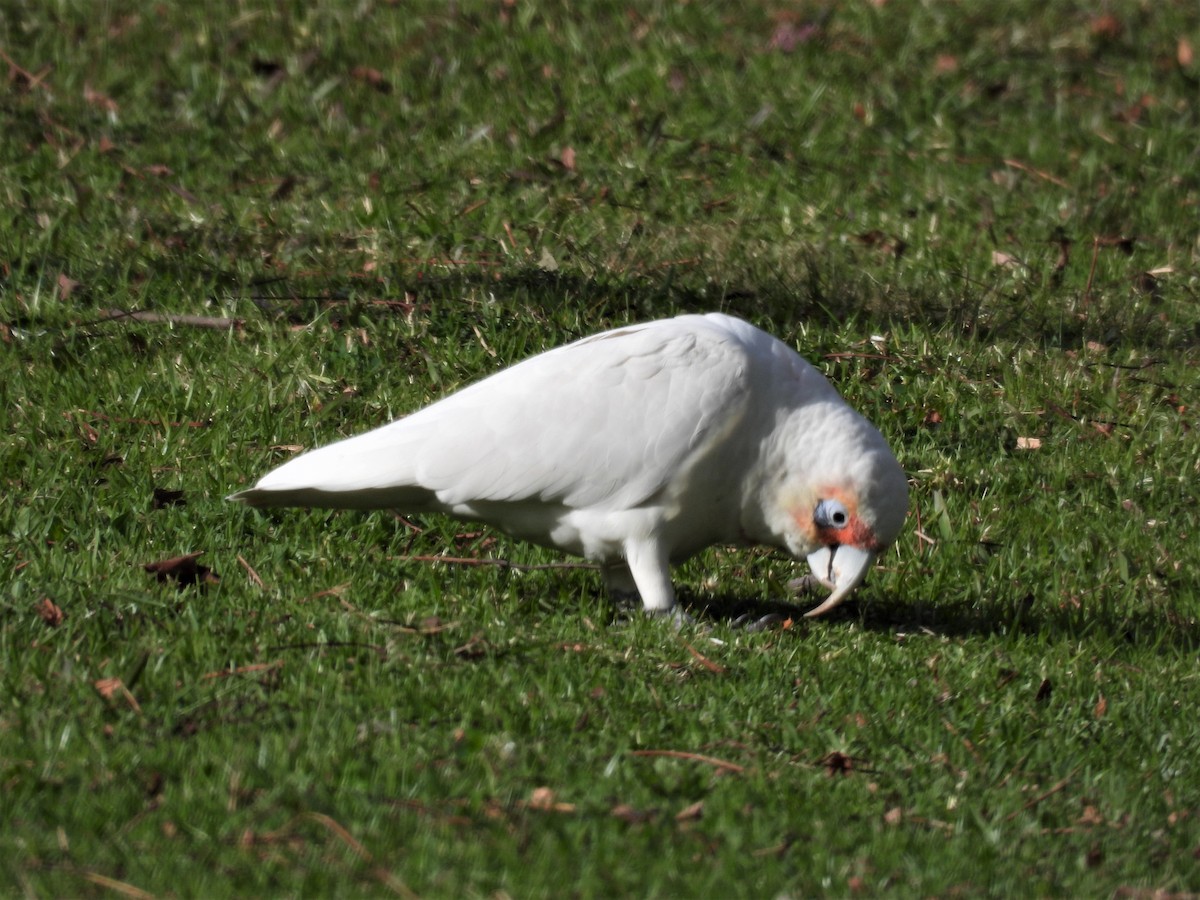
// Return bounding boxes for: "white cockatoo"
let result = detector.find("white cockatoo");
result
[231,313,908,618]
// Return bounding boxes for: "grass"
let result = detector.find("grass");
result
[3,0,1200,896]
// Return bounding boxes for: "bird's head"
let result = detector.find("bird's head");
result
[794,474,907,616]
[761,406,909,617]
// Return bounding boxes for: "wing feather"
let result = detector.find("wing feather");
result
[237,314,753,513]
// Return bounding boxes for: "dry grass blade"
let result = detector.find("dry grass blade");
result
[100,309,244,330]
[80,872,155,899]
[629,750,745,774]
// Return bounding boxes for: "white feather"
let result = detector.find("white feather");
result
[231,313,908,617]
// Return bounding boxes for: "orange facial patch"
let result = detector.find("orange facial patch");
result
[795,488,881,550]
[820,514,879,550]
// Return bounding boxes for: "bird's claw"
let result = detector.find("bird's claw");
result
[730,612,786,632]
[648,605,699,632]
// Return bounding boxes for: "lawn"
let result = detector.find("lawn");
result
[3,1,1200,896]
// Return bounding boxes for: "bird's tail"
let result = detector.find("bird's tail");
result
[228,424,436,510]
[228,482,434,510]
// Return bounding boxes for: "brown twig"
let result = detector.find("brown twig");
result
[680,639,727,674]
[237,554,265,589]
[390,554,598,572]
[100,309,243,330]
[201,661,283,681]
[943,718,985,768]
[66,409,211,430]
[385,796,474,826]
[1081,236,1135,308]
[257,813,418,897]
[298,812,371,860]
[0,48,53,90]
[822,351,903,363]
[299,583,351,603]
[636,257,701,272]
[1082,237,1101,307]
[269,640,387,658]
[629,749,745,774]
[1003,158,1069,188]
[1004,769,1079,821]
[79,872,155,900]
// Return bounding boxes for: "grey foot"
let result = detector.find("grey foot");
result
[647,605,698,631]
[730,612,787,632]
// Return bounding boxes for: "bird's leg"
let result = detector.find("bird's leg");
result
[600,561,639,599]
[622,539,677,616]
[600,562,643,619]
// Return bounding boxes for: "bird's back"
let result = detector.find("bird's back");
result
[231,314,767,516]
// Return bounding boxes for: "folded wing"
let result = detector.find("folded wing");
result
[233,315,753,514]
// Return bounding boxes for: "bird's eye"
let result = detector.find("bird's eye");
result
[814,499,849,530]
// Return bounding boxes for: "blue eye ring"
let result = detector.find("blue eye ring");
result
[814,499,849,530]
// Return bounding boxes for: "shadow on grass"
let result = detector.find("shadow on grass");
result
[12,257,1192,364]
[227,263,1198,352]
[678,589,1200,652]
[235,265,843,334]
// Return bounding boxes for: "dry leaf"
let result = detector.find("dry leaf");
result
[559,146,576,171]
[821,751,856,777]
[271,176,298,201]
[857,230,907,259]
[152,487,186,509]
[1016,437,1042,450]
[167,182,200,205]
[36,598,64,627]
[351,66,392,93]
[94,677,142,713]
[1078,805,1105,826]
[1053,235,1072,273]
[1094,695,1107,719]
[933,54,959,75]
[992,250,1021,268]
[768,19,821,53]
[1179,38,1194,69]
[1133,271,1162,299]
[94,677,123,700]
[56,273,80,301]
[83,83,119,113]
[251,58,284,78]
[143,551,219,587]
[884,806,903,825]
[611,803,657,824]
[452,633,488,658]
[1089,14,1123,41]
[528,787,575,812]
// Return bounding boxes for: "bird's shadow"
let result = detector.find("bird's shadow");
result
[675,588,1200,652]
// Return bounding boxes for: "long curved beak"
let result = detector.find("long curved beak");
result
[803,545,876,617]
